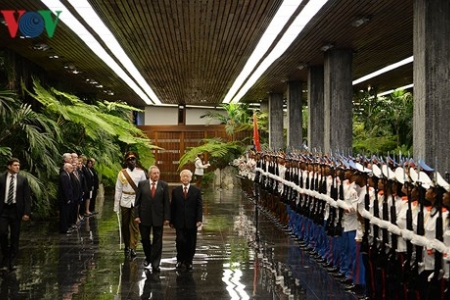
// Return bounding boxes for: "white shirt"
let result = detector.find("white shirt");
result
[194,157,209,176]
[4,173,17,204]
[114,167,147,210]
[342,180,359,232]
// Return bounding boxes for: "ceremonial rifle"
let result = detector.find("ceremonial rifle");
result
[298,161,305,215]
[318,162,327,226]
[361,173,371,254]
[313,162,321,224]
[334,168,344,237]
[411,166,425,288]
[402,164,415,298]
[326,163,338,236]
[427,168,444,298]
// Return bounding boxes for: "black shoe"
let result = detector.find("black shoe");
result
[175,262,183,269]
[130,249,137,258]
[124,247,130,255]
[344,284,356,291]
[326,267,338,273]
[152,265,161,272]
[144,260,151,268]
[340,278,352,284]
[186,263,193,270]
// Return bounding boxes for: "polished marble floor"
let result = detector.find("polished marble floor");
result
[0,185,358,299]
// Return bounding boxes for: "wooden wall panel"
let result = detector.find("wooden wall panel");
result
[138,125,252,183]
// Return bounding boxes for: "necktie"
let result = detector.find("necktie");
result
[7,175,15,205]
[151,182,156,197]
[184,187,188,199]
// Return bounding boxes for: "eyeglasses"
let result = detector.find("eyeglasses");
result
[126,157,136,161]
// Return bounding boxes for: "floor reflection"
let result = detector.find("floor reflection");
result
[0,185,356,299]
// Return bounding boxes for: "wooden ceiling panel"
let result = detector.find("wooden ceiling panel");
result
[242,0,413,102]
[0,0,414,108]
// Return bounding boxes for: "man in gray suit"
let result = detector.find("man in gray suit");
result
[134,166,170,272]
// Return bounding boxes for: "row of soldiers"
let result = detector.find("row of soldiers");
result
[249,150,450,300]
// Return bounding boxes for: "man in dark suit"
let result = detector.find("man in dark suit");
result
[88,158,99,214]
[0,158,32,271]
[58,163,74,234]
[134,166,170,272]
[170,169,203,271]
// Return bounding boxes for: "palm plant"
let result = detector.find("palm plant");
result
[0,88,60,216]
[178,138,245,170]
[179,104,255,184]
[201,103,252,140]
[25,79,160,186]
[352,88,413,155]
[0,77,161,218]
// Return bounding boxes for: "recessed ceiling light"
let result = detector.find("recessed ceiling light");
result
[351,16,371,28]
[320,43,334,52]
[297,63,309,70]
[32,43,51,51]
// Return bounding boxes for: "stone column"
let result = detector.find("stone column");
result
[308,66,324,151]
[323,49,353,154]
[413,0,450,171]
[287,81,303,150]
[268,93,284,150]
[259,101,268,113]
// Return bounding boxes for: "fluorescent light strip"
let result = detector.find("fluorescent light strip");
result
[40,0,156,105]
[378,83,413,97]
[66,0,161,105]
[222,0,303,104]
[352,56,414,85]
[228,0,330,104]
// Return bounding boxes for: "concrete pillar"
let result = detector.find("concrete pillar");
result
[268,93,284,150]
[308,66,324,151]
[260,101,268,113]
[287,81,303,150]
[413,0,450,171]
[323,49,353,154]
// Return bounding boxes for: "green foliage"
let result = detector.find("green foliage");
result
[0,78,160,218]
[178,137,245,171]
[201,171,215,187]
[187,103,261,172]
[352,89,413,156]
[201,103,253,139]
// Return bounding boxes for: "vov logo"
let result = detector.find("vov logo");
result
[1,10,62,38]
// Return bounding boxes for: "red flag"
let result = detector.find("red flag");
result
[253,113,261,151]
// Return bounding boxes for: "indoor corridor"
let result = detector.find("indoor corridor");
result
[0,184,357,300]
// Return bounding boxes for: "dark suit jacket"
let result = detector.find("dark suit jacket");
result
[135,180,170,226]
[0,172,32,218]
[58,170,73,204]
[170,185,202,229]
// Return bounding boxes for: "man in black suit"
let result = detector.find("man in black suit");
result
[134,166,170,272]
[170,169,203,271]
[0,158,32,271]
[58,163,74,234]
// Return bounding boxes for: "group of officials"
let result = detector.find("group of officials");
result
[246,150,450,300]
[114,151,204,273]
[58,153,99,235]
